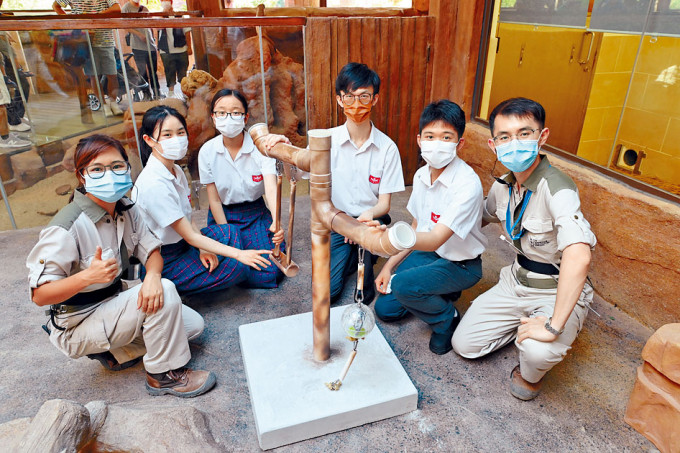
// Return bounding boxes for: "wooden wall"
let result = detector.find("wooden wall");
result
[305,16,435,184]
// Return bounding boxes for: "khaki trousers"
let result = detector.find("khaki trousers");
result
[50,278,202,374]
[452,264,591,383]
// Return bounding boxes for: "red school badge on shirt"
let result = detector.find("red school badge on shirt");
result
[431,212,440,223]
[369,175,381,184]
[252,174,263,182]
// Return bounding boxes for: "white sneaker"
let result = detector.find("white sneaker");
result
[0,134,32,149]
[9,122,31,132]
[108,100,123,116]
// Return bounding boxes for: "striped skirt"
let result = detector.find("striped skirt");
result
[207,197,284,289]
[157,223,248,296]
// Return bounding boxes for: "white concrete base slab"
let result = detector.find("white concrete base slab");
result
[239,306,418,450]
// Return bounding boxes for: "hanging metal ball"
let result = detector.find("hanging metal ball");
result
[340,303,375,339]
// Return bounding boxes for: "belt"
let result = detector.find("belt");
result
[517,255,559,275]
[514,257,559,290]
[45,279,122,330]
[61,278,122,306]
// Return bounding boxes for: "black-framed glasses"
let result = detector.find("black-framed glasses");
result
[341,93,374,106]
[84,161,130,179]
[212,111,246,120]
[492,128,542,145]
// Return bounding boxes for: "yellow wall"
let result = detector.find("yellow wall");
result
[578,34,680,186]
[576,34,638,166]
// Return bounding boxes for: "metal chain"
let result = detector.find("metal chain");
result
[275,159,284,176]
[354,246,365,304]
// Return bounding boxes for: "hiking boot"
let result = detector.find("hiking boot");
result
[146,367,216,398]
[429,308,460,355]
[510,365,542,400]
[88,351,142,371]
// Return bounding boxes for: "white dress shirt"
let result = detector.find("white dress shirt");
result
[407,157,487,261]
[198,133,276,205]
[135,154,193,245]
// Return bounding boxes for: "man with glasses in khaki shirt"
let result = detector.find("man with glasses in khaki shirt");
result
[452,97,597,401]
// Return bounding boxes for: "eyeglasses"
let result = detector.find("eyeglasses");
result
[83,161,130,179]
[212,111,246,120]
[492,128,542,145]
[341,93,374,106]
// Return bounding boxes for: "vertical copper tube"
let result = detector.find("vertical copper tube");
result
[308,129,333,362]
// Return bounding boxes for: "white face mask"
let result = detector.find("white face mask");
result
[156,135,188,161]
[214,116,245,138]
[420,140,457,169]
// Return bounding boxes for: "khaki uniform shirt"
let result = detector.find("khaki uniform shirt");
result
[483,155,596,284]
[26,190,162,297]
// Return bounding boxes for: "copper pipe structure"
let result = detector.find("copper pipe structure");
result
[250,123,415,362]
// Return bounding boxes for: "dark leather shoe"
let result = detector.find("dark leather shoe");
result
[429,309,460,355]
[146,367,216,398]
[88,351,141,371]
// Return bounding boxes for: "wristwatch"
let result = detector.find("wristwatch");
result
[544,317,564,336]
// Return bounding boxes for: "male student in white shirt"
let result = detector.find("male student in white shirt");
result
[374,100,486,355]
[328,62,405,304]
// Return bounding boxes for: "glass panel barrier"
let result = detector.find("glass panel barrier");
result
[498,0,589,28]
[478,0,680,200]
[0,19,306,231]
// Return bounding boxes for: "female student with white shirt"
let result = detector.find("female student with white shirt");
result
[198,89,284,288]
[135,106,272,295]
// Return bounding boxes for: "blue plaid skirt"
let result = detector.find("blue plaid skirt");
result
[158,224,248,295]
[207,197,284,289]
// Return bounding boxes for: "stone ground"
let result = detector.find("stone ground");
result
[0,189,656,452]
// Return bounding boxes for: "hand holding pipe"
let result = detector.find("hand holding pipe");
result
[270,160,299,277]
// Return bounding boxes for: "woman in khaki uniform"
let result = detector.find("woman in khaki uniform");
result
[26,134,215,398]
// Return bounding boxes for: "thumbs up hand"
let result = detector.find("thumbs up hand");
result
[83,246,119,285]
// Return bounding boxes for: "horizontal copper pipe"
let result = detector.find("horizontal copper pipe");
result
[249,124,414,362]
[249,123,311,172]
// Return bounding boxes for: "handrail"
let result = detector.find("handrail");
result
[0,15,306,31]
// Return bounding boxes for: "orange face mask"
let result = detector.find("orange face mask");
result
[343,101,373,124]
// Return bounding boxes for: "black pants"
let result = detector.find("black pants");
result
[2,55,29,126]
[132,49,159,97]
[160,52,189,89]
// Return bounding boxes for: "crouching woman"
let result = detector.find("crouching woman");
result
[26,134,215,398]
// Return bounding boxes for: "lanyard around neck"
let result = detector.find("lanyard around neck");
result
[505,185,532,241]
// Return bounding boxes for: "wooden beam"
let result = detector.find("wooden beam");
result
[428,0,485,112]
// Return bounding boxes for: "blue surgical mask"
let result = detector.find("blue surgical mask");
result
[495,139,539,173]
[84,170,133,203]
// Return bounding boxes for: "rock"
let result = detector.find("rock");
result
[10,150,46,190]
[17,399,91,452]
[1,178,17,199]
[85,400,108,437]
[0,152,13,181]
[641,323,680,386]
[37,140,66,166]
[625,362,680,453]
[94,403,221,453]
[37,209,58,217]
[0,417,31,451]
[55,184,71,196]
[46,162,65,178]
